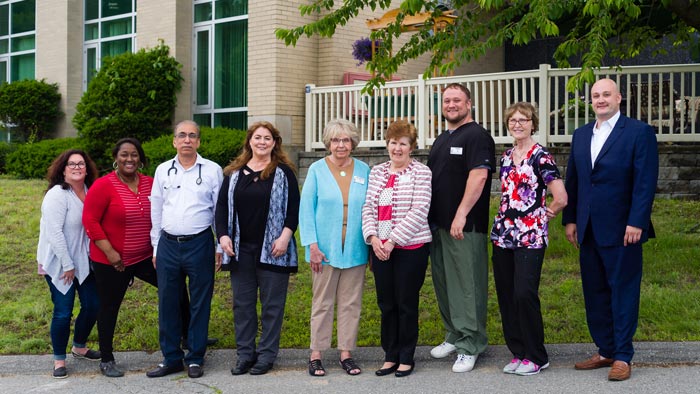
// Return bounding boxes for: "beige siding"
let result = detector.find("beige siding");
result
[35,0,83,138]
[137,0,192,126]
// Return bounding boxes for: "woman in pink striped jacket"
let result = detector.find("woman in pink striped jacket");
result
[361,120,432,378]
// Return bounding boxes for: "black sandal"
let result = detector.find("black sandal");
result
[339,357,361,375]
[308,359,326,377]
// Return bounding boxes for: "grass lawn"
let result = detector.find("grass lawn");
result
[1,177,699,355]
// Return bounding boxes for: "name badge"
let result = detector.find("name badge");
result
[353,176,365,185]
[398,174,411,183]
[450,147,463,155]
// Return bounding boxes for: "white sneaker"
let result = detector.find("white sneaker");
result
[452,354,478,373]
[514,359,549,376]
[503,358,521,374]
[430,342,457,359]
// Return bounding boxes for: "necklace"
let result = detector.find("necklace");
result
[328,157,352,177]
[116,171,138,191]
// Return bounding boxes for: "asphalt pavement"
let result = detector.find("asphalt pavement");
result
[1,342,699,394]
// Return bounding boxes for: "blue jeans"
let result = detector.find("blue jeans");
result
[45,273,99,360]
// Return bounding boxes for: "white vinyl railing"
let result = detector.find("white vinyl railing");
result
[304,63,700,150]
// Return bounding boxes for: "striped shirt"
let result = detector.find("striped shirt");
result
[362,159,432,247]
[83,172,153,266]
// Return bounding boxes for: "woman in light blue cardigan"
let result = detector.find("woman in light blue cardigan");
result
[300,119,370,377]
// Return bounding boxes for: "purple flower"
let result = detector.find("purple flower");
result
[352,37,381,66]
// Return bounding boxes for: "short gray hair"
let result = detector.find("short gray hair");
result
[174,120,201,136]
[322,119,360,150]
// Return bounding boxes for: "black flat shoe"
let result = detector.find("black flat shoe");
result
[395,362,415,378]
[249,360,273,375]
[146,362,184,378]
[99,361,124,378]
[231,358,256,375]
[375,363,398,376]
[53,366,67,379]
[72,349,101,361]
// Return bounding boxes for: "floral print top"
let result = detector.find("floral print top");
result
[490,143,561,249]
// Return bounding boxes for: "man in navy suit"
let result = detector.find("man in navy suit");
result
[563,78,658,381]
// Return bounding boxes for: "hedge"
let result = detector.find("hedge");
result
[141,126,246,176]
[5,127,246,179]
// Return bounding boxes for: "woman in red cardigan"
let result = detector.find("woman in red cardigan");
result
[82,138,190,377]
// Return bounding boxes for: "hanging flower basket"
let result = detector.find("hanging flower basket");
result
[352,37,381,66]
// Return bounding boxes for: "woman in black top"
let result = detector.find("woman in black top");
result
[216,121,299,376]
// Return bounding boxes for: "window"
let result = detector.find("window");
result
[82,0,136,90]
[193,0,247,130]
[0,0,35,83]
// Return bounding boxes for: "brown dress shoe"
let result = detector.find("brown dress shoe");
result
[608,361,631,381]
[574,354,614,370]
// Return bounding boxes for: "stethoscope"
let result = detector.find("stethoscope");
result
[166,160,202,186]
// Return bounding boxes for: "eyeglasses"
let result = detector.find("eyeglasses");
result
[176,132,199,140]
[330,137,352,145]
[66,161,86,169]
[508,118,531,126]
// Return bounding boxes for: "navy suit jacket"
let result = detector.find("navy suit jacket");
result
[562,115,658,247]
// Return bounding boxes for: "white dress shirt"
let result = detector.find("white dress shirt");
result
[150,153,223,254]
[591,111,620,167]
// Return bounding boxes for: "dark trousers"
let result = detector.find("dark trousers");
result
[580,226,642,363]
[372,245,429,365]
[230,242,290,364]
[92,258,190,363]
[44,273,99,360]
[492,246,548,366]
[156,231,215,366]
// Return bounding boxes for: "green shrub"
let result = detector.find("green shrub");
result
[141,126,246,176]
[0,142,18,174]
[73,40,183,167]
[0,79,62,142]
[5,138,85,179]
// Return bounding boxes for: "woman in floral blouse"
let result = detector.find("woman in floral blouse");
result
[490,102,567,376]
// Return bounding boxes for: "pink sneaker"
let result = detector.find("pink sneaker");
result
[514,359,549,376]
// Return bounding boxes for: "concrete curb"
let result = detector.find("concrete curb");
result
[2,342,699,376]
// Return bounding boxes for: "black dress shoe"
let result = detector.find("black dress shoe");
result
[146,362,184,378]
[188,364,203,378]
[395,362,415,378]
[249,360,274,375]
[375,363,398,376]
[231,359,256,375]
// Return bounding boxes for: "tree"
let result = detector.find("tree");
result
[73,40,183,167]
[276,0,700,91]
[0,79,62,142]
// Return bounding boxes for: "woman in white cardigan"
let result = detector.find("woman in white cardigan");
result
[37,149,100,378]
[300,119,370,377]
[362,120,432,378]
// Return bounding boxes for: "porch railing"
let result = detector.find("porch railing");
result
[304,63,700,150]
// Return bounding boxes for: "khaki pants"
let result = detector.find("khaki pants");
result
[310,264,366,351]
